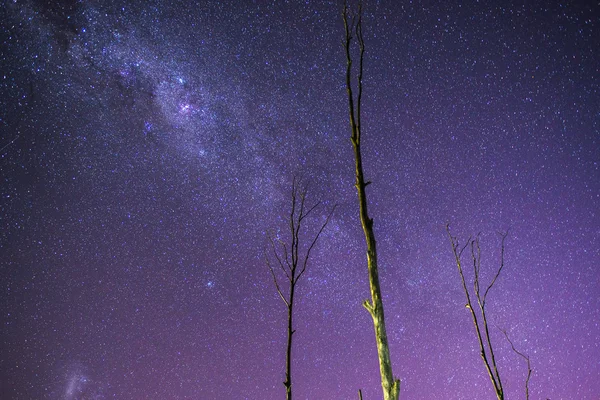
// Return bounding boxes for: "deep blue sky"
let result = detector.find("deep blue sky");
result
[1,0,598,399]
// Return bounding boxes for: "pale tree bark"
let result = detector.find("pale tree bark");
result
[343,2,400,399]
[447,225,533,400]
[266,178,335,400]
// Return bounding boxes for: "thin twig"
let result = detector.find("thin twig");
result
[265,248,289,307]
[297,204,337,283]
[500,327,532,400]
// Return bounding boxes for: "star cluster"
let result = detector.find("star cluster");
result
[1,1,598,399]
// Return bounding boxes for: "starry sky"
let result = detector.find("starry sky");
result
[1,0,598,399]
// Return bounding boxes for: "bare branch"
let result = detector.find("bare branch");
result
[362,299,374,316]
[265,249,290,307]
[458,236,471,258]
[483,231,509,304]
[270,236,292,282]
[500,327,532,400]
[472,237,482,302]
[299,200,321,223]
[275,237,293,273]
[269,266,289,307]
[296,204,337,284]
[476,233,509,397]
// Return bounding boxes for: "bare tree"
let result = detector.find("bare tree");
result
[266,178,335,400]
[446,225,506,400]
[343,2,400,399]
[447,225,532,400]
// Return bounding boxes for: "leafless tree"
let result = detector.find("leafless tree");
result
[343,2,400,399]
[446,225,506,399]
[266,178,335,400]
[447,225,532,400]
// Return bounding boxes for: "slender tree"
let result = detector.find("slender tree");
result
[447,225,533,400]
[266,178,335,400]
[446,225,506,400]
[343,2,400,399]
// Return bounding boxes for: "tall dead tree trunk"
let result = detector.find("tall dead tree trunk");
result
[266,178,335,400]
[343,2,400,399]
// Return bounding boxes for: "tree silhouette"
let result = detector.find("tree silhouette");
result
[266,178,335,400]
[446,225,533,400]
[343,2,400,399]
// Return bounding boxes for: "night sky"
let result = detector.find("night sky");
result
[1,0,599,399]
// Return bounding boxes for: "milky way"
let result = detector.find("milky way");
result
[1,1,598,399]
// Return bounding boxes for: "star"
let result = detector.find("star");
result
[1,1,597,399]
